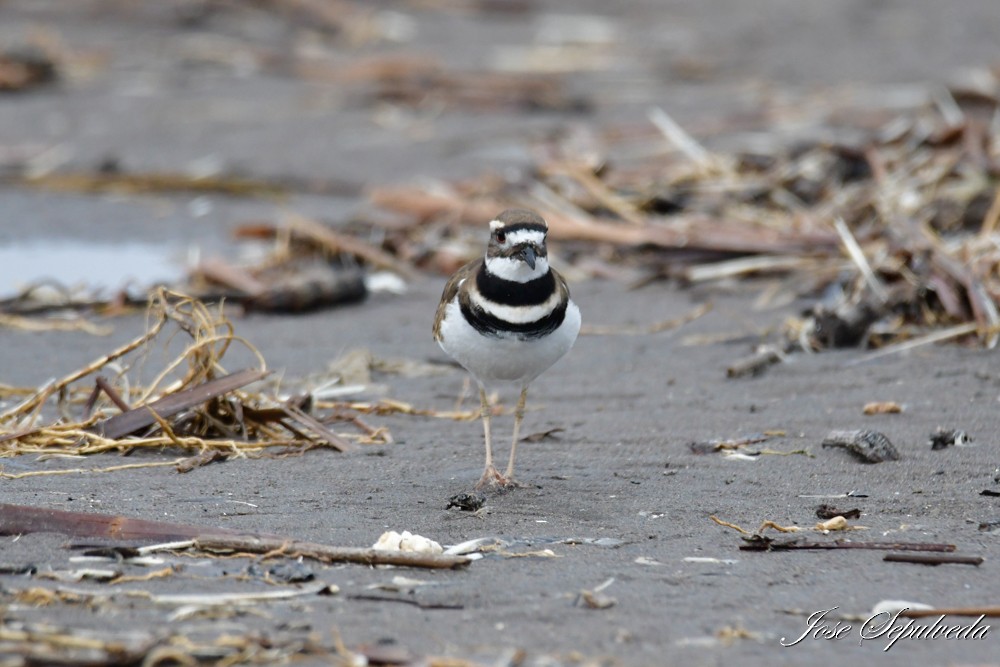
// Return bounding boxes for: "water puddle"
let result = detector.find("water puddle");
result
[0,240,183,297]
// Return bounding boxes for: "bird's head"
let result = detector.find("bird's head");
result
[486,209,549,282]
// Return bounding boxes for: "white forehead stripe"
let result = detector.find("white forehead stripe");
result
[489,219,504,231]
[504,229,546,246]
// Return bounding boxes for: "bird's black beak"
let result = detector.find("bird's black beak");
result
[517,245,537,270]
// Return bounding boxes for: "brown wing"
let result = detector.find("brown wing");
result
[551,266,571,302]
[432,257,482,342]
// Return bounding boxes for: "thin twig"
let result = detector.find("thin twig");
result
[833,217,888,303]
[883,553,983,566]
[647,106,713,168]
[193,535,471,570]
[847,322,981,365]
[0,460,185,479]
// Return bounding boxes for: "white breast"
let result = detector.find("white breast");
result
[437,297,581,387]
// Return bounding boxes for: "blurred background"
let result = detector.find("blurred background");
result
[0,0,998,322]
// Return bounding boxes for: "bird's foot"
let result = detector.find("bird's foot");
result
[475,465,523,492]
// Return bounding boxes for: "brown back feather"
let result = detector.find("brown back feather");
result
[432,257,483,342]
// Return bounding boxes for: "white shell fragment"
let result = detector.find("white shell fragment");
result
[372,530,443,555]
[871,599,934,616]
[815,515,849,531]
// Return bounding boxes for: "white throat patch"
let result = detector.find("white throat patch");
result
[485,255,550,283]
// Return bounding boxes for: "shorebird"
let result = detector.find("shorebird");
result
[433,209,581,489]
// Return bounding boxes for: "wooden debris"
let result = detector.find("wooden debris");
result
[194,535,471,570]
[354,81,1000,354]
[190,252,368,314]
[192,257,269,298]
[0,503,258,541]
[0,504,469,572]
[15,164,358,198]
[346,593,463,610]
[244,264,367,313]
[883,553,983,566]
[0,313,112,335]
[0,290,389,469]
[519,427,564,443]
[175,449,229,473]
[898,606,1000,619]
[284,212,418,279]
[726,345,783,378]
[93,369,270,439]
[739,537,956,552]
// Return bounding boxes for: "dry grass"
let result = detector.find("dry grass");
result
[0,289,391,473]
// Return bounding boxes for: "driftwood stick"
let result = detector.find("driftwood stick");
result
[193,535,471,570]
[0,504,466,570]
[367,186,839,254]
[883,553,983,566]
[95,376,132,412]
[92,368,270,439]
[899,607,1000,619]
[279,402,358,453]
[0,503,256,541]
[741,538,956,552]
[285,212,418,279]
[727,346,783,378]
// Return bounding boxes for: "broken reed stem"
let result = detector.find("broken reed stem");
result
[324,398,481,422]
[9,433,302,456]
[832,217,888,303]
[0,314,113,335]
[0,309,169,425]
[193,535,471,570]
[740,539,956,552]
[710,515,751,535]
[94,376,131,412]
[848,321,982,365]
[978,186,1000,238]
[136,333,265,405]
[647,106,713,168]
[899,607,1000,619]
[284,211,419,279]
[727,346,783,378]
[0,459,185,479]
[883,553,983,566]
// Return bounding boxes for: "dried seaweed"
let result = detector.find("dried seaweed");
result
[359,76,1000,352]
[0,289,388,472]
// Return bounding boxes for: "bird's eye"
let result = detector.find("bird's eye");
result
[495,230,506,244]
